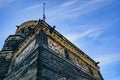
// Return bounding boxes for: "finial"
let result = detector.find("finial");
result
[43,3,46,21]
[95,62,100,65]
[39,18,41,22]
[50,26,56,33]
[16,25,19,28]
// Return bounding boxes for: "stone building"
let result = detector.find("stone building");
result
[0,20,103,80]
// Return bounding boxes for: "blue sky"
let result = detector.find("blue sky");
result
[0,0,120,80]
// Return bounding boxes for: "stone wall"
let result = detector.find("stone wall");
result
[37,46,98,80]
[4,49,38,80]
[48,37,102,80]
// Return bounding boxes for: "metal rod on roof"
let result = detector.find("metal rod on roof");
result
[43,3,46,21]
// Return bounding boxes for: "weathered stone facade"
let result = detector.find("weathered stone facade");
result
[0,20,103,80]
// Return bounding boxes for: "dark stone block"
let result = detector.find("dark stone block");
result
[37,46,97,80]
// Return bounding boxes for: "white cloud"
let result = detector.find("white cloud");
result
[64,28,103,42]
[89,29,103,40]
[70,0,106,12]
[68,0,113,18]
[24,4,42,11]
[59,0,78,7]
[0,0,16,7]
[65,29,93,41]
[47,0,113,23]
[95,53,120,67]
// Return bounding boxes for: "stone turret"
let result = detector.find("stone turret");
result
[0,20,37,80]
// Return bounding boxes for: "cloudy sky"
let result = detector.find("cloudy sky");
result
[0,0,120,80]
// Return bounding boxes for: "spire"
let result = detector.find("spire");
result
[43,3,46,21]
